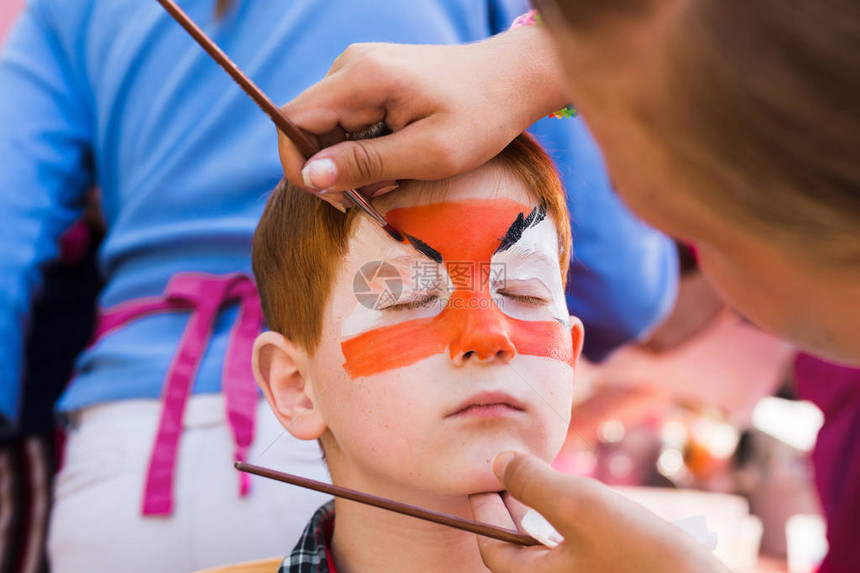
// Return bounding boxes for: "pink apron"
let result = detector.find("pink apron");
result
[91,272,263,516]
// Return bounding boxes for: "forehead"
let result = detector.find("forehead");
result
[343,164,550,264]
[377,163,532,212]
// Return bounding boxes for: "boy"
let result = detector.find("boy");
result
[251,134,584,573]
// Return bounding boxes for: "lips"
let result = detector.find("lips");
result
[446,391,526,418]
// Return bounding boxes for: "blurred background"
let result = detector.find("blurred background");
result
[0,1,20,39]
[553,244,840,573]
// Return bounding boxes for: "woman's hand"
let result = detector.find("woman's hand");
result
[469,452,729,573]
[279,26,568,209]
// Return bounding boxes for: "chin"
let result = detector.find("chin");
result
[441,437,561,495]
[462,471,507,495]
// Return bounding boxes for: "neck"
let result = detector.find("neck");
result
[327,477,489,573]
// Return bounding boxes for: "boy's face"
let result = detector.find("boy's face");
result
[304,164,583,496]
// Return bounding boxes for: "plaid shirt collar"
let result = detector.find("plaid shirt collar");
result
[279,501,337,573]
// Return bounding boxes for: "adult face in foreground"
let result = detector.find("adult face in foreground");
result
[538,0,859,364]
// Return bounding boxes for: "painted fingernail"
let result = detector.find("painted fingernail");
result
[302,158,338,190]
[492,451,516,479]
[521,510,564,548]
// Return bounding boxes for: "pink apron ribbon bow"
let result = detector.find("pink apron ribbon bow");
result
[93,272,263,516]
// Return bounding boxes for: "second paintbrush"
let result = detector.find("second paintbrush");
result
[235,462,540,546]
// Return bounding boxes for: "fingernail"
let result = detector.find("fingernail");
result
[302,158,337,190]
[328,201,347,214]
[492,451,516,479]
[373,183,399,197]
[360,181,398,197]
[521,510,564,548]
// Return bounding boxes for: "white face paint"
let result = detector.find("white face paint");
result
[340,207,571,339]
[490,214,570,327]
[309,164,582,499]
[338,218,451,340]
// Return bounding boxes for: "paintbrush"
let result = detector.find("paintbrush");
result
[235,462,540,546]
[155,0,404,243]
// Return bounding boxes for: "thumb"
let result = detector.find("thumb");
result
[493,451,592,534]
[469,493,546,573]
[299,119,464,192]
[300,138,386,191]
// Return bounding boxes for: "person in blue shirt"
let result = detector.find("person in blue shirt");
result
[0,1,677,571]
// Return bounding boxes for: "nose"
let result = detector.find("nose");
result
[448,300,516,366]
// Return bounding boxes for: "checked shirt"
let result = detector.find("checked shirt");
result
[278,502,337,573]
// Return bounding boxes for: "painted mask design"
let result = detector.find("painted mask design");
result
[341,199,573,377]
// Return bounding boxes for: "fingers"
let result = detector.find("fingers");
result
[296,118,470,192]
[282,48,396,136]
[493,451,595,531]
[278,72,405,195]
[469,493,546,573]
[497,493,564,549]
[278,130,309,187]
[470,492,518,532]
[500,492,531,529]
[279,129,398,212]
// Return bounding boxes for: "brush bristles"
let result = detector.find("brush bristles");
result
[383,224,404,243]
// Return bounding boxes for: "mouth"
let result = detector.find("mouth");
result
[446,391,526,419]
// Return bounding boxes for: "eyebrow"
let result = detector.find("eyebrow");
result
[405,233,443,263]
[495,206,547,254]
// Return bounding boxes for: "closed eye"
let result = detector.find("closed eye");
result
[498,291,549,306]
[494,278,553,307]
[382,294,440,312]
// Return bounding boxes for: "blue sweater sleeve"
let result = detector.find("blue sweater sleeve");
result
[0,0,93,434]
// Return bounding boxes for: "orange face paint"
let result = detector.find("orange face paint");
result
[341,199,574,378]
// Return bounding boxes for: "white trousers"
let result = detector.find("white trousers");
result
[47,396,330,573]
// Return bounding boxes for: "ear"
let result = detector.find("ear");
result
[569,315,585,365]
[252,331,327,440]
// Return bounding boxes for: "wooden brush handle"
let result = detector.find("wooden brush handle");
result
[155,0,349,159]
[235,462,540,546]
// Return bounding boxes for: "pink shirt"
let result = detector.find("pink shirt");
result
[795,354,860,573]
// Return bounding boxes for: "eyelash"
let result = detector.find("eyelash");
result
[383,294,440,312]
[497,291,549,306]
[381,290,548,311]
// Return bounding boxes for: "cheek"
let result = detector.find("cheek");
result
[697,248,749,306]
[316,365,436,453]
[510,319,576,367]
[697,248,784,332]
[520,357,575,433]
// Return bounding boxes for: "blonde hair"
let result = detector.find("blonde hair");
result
[551,0,860,262]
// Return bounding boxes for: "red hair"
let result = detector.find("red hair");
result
[253,133,571,353]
